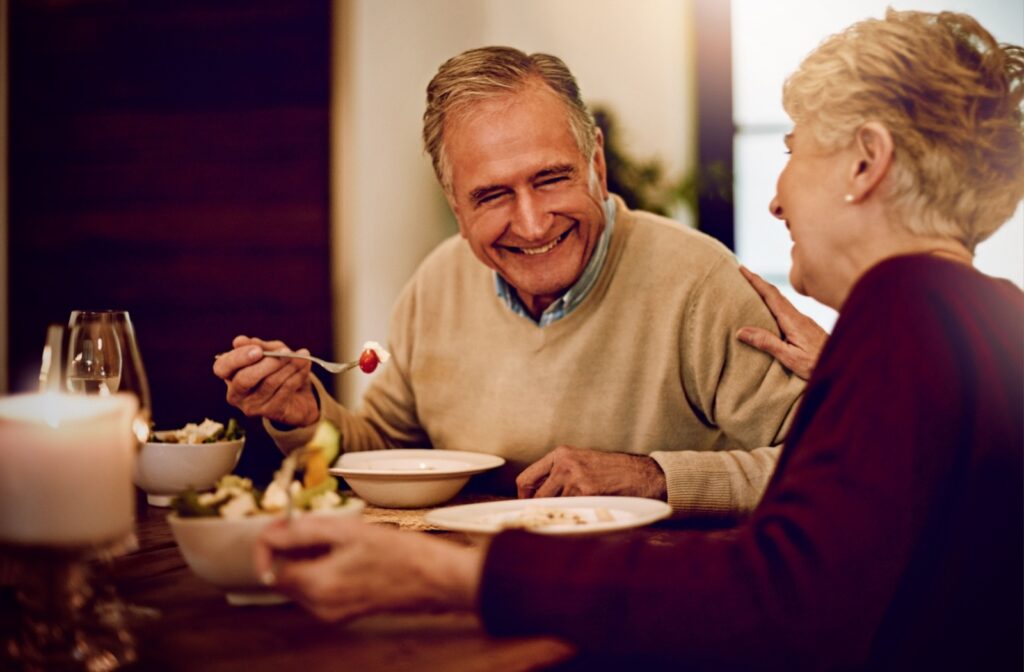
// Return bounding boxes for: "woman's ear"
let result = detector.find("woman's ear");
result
[848,121,894,202]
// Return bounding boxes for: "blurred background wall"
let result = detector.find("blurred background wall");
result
[1,0,1021,484]
[4,0,334,480]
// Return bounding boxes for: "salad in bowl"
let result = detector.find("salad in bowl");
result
[167,420,363,605]
[134,418,246,506]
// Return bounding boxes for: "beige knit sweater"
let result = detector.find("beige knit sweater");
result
[268,197,805,517]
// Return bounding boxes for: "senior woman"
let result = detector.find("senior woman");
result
[255,10,1023,670]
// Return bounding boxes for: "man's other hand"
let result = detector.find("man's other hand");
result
[516,446,668,500]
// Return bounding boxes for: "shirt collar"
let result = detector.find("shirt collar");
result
[494,196,617,326]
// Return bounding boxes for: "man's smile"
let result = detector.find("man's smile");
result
[502,225,575,256]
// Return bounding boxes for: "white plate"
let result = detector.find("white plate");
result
[424,496,672,535]
[329,449,505,481]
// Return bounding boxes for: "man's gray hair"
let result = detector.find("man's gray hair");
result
[423,46,597,195]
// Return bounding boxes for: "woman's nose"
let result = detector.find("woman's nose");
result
[769,195,784,220]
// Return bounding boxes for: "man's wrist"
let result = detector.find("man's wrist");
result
[642,455,668,500]
[270,384,321,431]
[295,402,322,427]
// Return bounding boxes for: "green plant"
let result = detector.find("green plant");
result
[592,105,732,220]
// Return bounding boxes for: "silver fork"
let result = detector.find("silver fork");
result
[261,350,359,374]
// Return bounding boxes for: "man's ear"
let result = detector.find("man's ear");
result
[591,127,609,199]
[848,121,894,202]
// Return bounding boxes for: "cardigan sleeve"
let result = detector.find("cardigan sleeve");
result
[264,375,394,455]
[650,444,779,517]
[653,257,804,515]
[680,257,805,448]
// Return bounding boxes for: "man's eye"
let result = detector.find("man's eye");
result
[477,192,507,206]
[538,176,569,187]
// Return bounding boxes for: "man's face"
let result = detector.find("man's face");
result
[445,82,609,317]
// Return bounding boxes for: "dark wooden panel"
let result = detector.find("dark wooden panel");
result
[16,201,327,245]
[20,109,325,164]
[8,0,332,483]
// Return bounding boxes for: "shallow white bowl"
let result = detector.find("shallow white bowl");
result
[168,498,365,605]
[329,449,505,509]
[134,438,245,507]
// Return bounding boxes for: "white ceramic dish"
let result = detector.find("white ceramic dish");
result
[168,498,365,605]
[329,449,505,508]
[134,438,245,507]
[424,496,672,536]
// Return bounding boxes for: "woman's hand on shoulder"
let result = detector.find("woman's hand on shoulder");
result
[736,266,828,381]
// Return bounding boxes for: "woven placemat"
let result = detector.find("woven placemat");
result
[360,493,504,531]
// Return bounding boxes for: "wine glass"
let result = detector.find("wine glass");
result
[63,312,159,657]
[66,310,152,444]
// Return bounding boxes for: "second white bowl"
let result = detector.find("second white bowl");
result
[329,449,505,508]
[134,438,245,507]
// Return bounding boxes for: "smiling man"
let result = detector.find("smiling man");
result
[215,47,807,517]
[444,79,608,320]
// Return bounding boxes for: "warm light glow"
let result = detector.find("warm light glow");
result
[132,416,150,444]
[0,392,139,546]
[0,391,129,428]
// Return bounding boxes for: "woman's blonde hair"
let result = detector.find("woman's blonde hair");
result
[783,9,1024,249]
[423,46,597,196]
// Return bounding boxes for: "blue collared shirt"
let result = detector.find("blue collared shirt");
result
[494,196,616,327]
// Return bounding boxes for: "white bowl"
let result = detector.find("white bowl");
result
[329,449,505,508]
[168,498,365,605]
[134,438,245,507]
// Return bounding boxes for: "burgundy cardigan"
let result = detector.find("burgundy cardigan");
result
[481,255,1023,671]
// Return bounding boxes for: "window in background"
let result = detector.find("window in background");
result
[732,0,1024,332]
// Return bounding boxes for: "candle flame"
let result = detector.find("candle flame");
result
[132,416,150,444]
[41,391,63,429]
[0,392,137,430]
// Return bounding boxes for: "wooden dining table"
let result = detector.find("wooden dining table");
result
[1,491,718,671]
[109,495,582,672]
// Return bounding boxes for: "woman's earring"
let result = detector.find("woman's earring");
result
[844,194,855,203]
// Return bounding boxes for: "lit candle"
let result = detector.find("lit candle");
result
[0,392,138,547]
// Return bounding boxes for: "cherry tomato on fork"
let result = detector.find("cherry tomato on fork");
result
[358,349,380,373]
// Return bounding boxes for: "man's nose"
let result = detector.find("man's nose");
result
[511,192,549,240]
[769,195,784,220]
